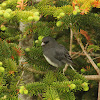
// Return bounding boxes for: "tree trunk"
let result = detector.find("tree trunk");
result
[18,22,34,100]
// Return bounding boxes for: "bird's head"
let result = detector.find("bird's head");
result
[41,36,56,47]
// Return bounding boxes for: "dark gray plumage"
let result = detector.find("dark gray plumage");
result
[41,36,75,73]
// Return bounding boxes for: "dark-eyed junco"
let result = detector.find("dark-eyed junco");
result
[41,36,75,74]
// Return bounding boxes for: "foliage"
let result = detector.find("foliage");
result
[25,71,88,99]
[0,0,100,99]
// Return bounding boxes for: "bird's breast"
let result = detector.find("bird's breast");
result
[43,54,59,67]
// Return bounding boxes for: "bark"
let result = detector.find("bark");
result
[84,75,100,81]
[18,22,34,100]
[98,82,100,100]
[69,26,73,56]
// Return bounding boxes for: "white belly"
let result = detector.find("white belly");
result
[43,54,58,67]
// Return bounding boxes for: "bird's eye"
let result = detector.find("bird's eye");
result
[44,41,49,44]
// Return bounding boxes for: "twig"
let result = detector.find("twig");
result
[18,65,46,74]
[71,52,100,57]
[71,51,100,59]
[71,51,81,58]
[93,57,100,60]
[74,32,100,75]
[72,51,82,59]
[69,27,73,56]
[38,94,43,100]
[25,67,46,74]
[16,71,24,87]
[84,43,89,50]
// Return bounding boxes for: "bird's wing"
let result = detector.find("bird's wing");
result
[54,44,73,65]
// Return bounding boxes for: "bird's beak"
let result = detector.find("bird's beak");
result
[41,42,45,46]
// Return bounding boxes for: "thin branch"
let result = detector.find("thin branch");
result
[69,27,73,56]
[84,75,100,81]
[98,82,100,100]
[16,71,24,87]
[71,51,100,59]
[84,43,89,50]
[74,32,100,75]
[72,51,82,59]
[18,65,46,74]
[25,67,46,74]
[71,51,81,58]
[71,52,100,57]
[38,94,43,100]
[93,57,100,60]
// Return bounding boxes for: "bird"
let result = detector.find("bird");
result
[41,36,75,74]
